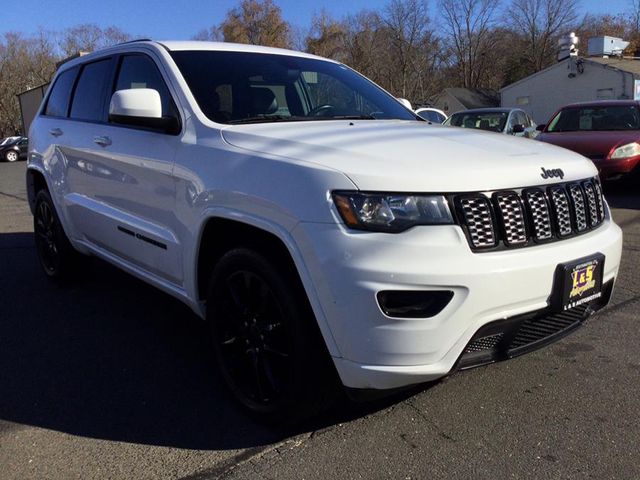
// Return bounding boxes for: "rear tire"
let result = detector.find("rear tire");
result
[33,190,80,280]
[206,248,338,423]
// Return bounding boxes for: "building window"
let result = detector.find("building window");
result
[516,96,530,105]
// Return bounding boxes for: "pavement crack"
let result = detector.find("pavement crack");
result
[0,191,28,202]
[404,400,457,444]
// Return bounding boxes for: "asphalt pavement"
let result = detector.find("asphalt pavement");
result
[0,161,638,479]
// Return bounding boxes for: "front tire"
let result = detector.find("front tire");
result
[206,248,338,423]
[5,150,18,162]
[33,190,80,280]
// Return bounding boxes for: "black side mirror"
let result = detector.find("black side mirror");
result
[536,124,546,132]
[512,124,525,134]
[109,114,180,134]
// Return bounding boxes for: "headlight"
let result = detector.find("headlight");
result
[610,142,640,159]
[332,191,454,232]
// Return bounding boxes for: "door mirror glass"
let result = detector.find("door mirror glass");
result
[512,124,525,133]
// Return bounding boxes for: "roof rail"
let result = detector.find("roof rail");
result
[113,38,154,46]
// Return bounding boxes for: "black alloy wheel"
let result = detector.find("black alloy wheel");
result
[219,269,291,409]
[207,248,338,422]
[33,190,78,279]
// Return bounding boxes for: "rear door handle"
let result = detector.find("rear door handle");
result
[49,128,63,137]
[93,136,112,147]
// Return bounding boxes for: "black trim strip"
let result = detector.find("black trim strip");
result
[117,225,167,250]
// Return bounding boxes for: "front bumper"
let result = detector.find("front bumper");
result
[594,156,640,179]
[293,211,623,390]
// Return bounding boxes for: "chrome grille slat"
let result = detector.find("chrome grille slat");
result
[524,189,553,240]
[582,181,599,226]
[459,197,496,248]
[457,178,604,251]
[593,180,605,221]
[549,186,572,237]
[495,193,527,245]
[568,184,588,232]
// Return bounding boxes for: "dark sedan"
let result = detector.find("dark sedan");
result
[537,101,640,181]
[0,136,28,162]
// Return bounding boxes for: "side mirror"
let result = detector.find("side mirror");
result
[512,124,525,134]
[109,89,179,133]
[397,98,412,110]
[536,124,546,132]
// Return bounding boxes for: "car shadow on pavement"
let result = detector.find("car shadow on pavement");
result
[603,181,640,210]
[0,232,411,451]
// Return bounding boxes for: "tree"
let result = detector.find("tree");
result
[220,0,291,48]
[0,32,57,136]
[305,11,347,60]
[507,0,579,74]
[58,24,131,57]
[440,0,501,88]
[381,0,440,101]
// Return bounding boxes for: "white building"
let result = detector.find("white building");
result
[500,56,640,125]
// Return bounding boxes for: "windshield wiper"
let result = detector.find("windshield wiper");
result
[227,114,379,124]
[325,114,377,120]
[227,115,297,125]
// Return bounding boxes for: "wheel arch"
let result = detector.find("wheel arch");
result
[194,214,341,357]
[26,166,49,215]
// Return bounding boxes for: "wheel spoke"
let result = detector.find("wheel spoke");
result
[259,354,281,393]
[226,274,249,315]
[263,343,289,358]
[251,352,268,401]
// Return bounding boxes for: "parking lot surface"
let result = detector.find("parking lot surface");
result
[1,161,639,479]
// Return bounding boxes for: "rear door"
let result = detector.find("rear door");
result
[63,53,183,285]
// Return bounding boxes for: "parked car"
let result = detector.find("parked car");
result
[536,100,640,181]
[443,108,538,138]
[415,107,447,123]
[27,40,622,421]
[0,136,28,162]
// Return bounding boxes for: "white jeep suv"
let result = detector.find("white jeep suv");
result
[27,40,623,420]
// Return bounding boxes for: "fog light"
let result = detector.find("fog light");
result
[377,290,454,318]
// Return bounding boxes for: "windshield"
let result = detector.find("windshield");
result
[547,105,640,132]
[445,111,507,132]
[170,51,417,124]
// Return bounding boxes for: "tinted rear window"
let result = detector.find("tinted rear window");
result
[44,67,78,117]
[70,59,112,122]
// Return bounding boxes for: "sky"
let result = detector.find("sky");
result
[0,0,632,41]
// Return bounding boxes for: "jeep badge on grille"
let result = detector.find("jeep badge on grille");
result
[541,167,565,179]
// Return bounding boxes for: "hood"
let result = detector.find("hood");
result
[221,120,597,192]
[537,130,640,160]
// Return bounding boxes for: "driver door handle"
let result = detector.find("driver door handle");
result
[93,135,112,147]
[49,128,63,137]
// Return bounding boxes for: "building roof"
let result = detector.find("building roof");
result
[586,56,640,77]
[500,57,640,93]
[441,88,499,109]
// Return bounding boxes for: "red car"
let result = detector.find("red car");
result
[537,100,640,181]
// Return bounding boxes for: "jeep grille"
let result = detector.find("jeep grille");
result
[455,178,605,251]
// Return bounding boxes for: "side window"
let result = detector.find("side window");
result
[113,55,174,117]
[70,59,112,122]
[44,67,78,117]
